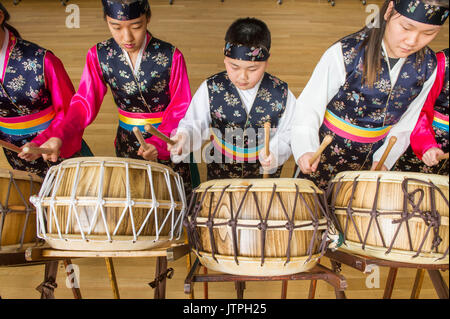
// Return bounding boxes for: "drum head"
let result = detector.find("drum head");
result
[195,178,323,194]
[332,171,449,188]
[55,156,177,175]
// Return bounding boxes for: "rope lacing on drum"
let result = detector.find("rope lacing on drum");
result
[186,182,331,269]
[229,184,253,265]
[187,185,212,256]
[1,172,39,249]
[173,174,187,240]
[362,177,387,250]
[344,176,365,244]
[207,184,230,263]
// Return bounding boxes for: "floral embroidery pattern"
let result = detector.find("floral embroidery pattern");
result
[298,29,437,189]
[23,59,42,73]
[206,71,288,178]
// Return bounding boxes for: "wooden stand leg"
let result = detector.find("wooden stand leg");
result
[330,260,347,299]
[308,280,318,299]
[235,281,246,299]
[410,269,425,299]
[154,257,168,299]
[383,268,398,299]
[184,257,200,297]
[37,261,59,299]
[63,258,82,299]
[281,280,288,299]
[428,270,449,299]
[203,266,209,299]
[105,257,120,299]
[187,252,195,300]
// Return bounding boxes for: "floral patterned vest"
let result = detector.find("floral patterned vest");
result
[97,34,173,113]
[0,37,51,118]
[96,34,174,158]
[320,29,437,153]
[206,71,288,179]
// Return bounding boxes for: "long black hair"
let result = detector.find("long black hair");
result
[0,2,22,38]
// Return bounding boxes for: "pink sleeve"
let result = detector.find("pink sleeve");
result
[30,51,79,158]
[410,52,445,159]
[146,48,192,160]
[68,46,108,127]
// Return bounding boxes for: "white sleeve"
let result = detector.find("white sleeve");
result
[291,42,346,163]
[172,80,212,162]
[269,89,296,166]
[372,67,438,169]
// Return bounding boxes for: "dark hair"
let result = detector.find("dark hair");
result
[103,0,151,20]
[0,2,21,38]
[360,0,445,87]
[225,17,271,52]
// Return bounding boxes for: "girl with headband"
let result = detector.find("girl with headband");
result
[394,47,448,174]
[169,18,296,180]
[0,2,92,177]
[291,0,448,189]
[64,0,196,195]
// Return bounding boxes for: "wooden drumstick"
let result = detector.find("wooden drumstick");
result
[309,135,333,165]
[133,126,150,151]
[22,146,53,155]
[437,153,449,161]
[0,140,22,153]
[144,124,176,146]
[263,122,271,179]
[374,136,397,171]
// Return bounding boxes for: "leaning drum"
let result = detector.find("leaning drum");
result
[31,157,186,251]
[184,179,331,276]
[0,168,42,251]
[329,171,449,264]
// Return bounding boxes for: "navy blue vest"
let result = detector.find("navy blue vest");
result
[97,34,173,114]
[0,37,52,117]
[206,71,288,178]
[320,29,437,154]
[97,34,175,158]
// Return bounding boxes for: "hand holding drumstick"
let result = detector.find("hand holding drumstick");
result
[1,138,61,162]
[371,136,397,171]
[259,122,275,178]
[297,135,333,174]
[134,126,158,161]
[422,147,448,167]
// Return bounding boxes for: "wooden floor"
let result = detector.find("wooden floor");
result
[0,0,448,299]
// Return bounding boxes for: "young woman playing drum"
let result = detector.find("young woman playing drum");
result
[63,0,196,195]
[0,3,92,177]
[292,0,449,189]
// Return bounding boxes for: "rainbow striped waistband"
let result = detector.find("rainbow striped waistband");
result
[323,109,392,143]
[432,110,449,132]
[0,107,55,136]
[118,108,163,132]
[210,129,263,162]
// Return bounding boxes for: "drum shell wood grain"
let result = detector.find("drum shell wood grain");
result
[36,158,185,251]
[330,171,449,263]
[0,169,41,249]
[190,179,328,275]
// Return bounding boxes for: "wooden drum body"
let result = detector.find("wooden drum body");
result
[184,179,331,276]
[30,157,186,251]
[0,169,42,252]
[329,171,449,264]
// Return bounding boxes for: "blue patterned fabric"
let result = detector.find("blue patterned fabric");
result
[206,71,288,179]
